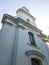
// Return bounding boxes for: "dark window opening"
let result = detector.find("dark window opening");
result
[31,58,40,65]
[28,32,35,45]
[26,18,30,22]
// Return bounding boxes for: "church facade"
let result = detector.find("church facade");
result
[0,7,49,65]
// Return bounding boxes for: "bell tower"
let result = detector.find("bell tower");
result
[16,7,37,27]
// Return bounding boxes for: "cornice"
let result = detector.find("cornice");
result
[2,14,42,33]
[16,17,42,33]
[2,14,18,24]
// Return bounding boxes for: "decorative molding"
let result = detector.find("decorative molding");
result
[27,43,40,49]
[2,14,42,33]
[25,50,45,59]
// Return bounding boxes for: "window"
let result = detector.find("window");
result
[28,32,35,45]
[26,18,30,22]
[25,50,44,65]
[31,58,40,65]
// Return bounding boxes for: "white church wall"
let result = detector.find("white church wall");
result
[0,21,19,65]
[16,26,49,65]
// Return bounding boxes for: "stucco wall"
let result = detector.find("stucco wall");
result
[16,26,49,65]
[0,23,19,65]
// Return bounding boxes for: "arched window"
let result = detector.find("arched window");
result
[31,58,41,65]
[25,50,45,65]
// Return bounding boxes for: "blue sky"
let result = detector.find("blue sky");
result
[0,0,49,35]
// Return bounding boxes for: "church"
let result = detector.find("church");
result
[0,7,49,65]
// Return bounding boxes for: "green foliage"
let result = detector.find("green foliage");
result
[47,35,49,39]
[47,35,49,42]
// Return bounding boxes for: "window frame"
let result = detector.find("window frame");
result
[25,50,45,65]
[28,32,35,45]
